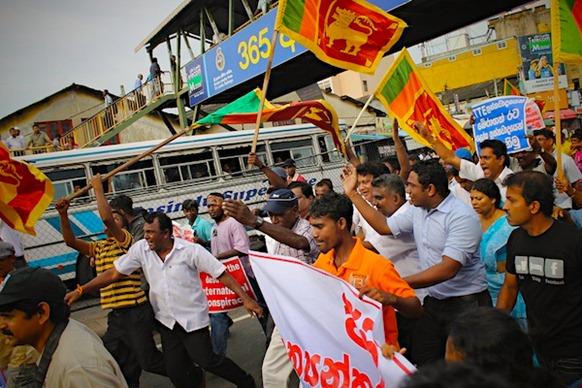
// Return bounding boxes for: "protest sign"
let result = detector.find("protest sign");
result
[250,251,415,388]
[472,96,531,154]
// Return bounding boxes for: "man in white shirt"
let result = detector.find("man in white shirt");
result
[535,129,582,209]
[3,128,25,154]
[70,211,262,388]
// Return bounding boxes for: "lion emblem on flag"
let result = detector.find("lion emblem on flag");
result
[325,7,377,56]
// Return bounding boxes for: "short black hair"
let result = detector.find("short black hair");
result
[480,140,509,167]
[503,171,554,217]
[207,192,224,199]
[111,210,129,229]
[411,160,450,198]
[287,182,314,199]
[533,129,555,140]
[403,361,512,388]
[182,199,199,211]
[471,178,502,209]
[109,195,135,216]
[372,174,405,198]
[0,299,70,324]
[315,178,333,191]
[310,193,352,229]
[144,211,173,235]
[571,130,582,142]
[356,162,388,178]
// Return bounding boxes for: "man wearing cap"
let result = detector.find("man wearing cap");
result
[0,242,38,388]
[222,189,319,387]
[282,158,307,184]
[0,267,127,387]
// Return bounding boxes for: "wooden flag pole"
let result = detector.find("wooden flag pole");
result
[66,124,201,201]
[249,29,279,169]
[552,63,563,180]
[345,93,375,142]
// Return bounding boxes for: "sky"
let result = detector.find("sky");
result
[0,0,183,119]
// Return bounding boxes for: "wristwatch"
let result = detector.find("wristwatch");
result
[254,216,265,229]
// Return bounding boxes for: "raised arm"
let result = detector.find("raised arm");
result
[529,135,557,175]
[341,164,392,235]
[393,118,410,182]
[223,199,310,250]
[413,121,460,169]
[55,198,91,256]
[249,153,286,189]
[91,174,128,244]
[344,139,360,167]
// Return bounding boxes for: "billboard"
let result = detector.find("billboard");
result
[518,33,567,94]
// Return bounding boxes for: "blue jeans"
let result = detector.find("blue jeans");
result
[210,313,232,356]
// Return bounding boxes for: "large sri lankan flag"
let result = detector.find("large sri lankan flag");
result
[0,143,54,235]
[551,0,582,64]
[275,0,407,74]
[375,49,475,153]
[195,89,346,155]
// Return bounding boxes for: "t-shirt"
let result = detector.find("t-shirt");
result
[88,230,146,310]
[313,238,416,347]
[42,319,128,388]
[211,216,252,276]
[505,221,582,358]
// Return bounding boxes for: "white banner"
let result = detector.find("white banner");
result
[250,251,415,388]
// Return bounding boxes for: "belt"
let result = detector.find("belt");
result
[429,290,489,304]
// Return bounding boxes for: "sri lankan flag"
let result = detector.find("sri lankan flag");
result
[275,0,407,74]
[195,89,346,155]
[504,79,524,96]
[551,0,582,64]
[0,143,54,235]
[375,49,475,153]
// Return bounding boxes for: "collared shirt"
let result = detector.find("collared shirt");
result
[211,216,252,276]
[272,217,319,264]
[460,159,514,201]
[387,194,487,299]
[192,215,213,243]
[313,238,416,347]
[365,202,427,302]
[26,131,51,148]
[42,319,128,388]
[508,155,547,174]
[114,238,226,332]
[3,136,25,150]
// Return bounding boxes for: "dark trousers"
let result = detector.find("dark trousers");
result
[396,312,418,364]
[157,322,255,388]
[103,302,167,388]
[538,354,582,387]
[413,290,492,366]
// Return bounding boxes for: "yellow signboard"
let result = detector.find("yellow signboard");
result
[527,89,568,110]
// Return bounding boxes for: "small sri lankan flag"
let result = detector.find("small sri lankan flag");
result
[375,48,475,153]
[0,143,54,235]
[275,0,407,74]
[551,0,582,64]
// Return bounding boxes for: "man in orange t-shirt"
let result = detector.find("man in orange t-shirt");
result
[310,193,422,348]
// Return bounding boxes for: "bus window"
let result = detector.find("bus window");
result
[217,144,266,177]
[91,159,155,193]
[158,151,215,183]
[271,139,316,167]
[45,167,87,201]
[111,171,146,192]
[318,135,343,163]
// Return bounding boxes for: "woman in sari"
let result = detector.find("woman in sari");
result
[470,178,527,330]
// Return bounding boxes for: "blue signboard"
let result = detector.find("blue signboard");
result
[186,0,411,106]
[472,96,530,155]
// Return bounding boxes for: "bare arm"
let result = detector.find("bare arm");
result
[217,271,263,317]
[55,198,91,256]
[496,271,518,312]
[413,122,460,169]
[359,287,423,318]
[341,164,392,235]
[345,139,360,167]
[64,267,125,305]
[249,153,286,189]
[403,256,462,289]
[393,119,410,182]
[215,249,245,260]
[91,174,128,244]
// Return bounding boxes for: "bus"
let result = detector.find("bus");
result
[19,122,351,284]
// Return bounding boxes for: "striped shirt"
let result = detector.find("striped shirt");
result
[88,229,147,309]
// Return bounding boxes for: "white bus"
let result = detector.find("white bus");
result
[20,122,353,284]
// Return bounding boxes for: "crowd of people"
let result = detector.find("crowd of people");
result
[2,125,78,155]
[0,117,581,388]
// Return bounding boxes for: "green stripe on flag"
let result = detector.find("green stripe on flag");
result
[379,58,414,104]
[281,0,307,33]
[196,90,262,125]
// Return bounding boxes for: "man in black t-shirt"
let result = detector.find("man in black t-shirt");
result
[497,171,582,387]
